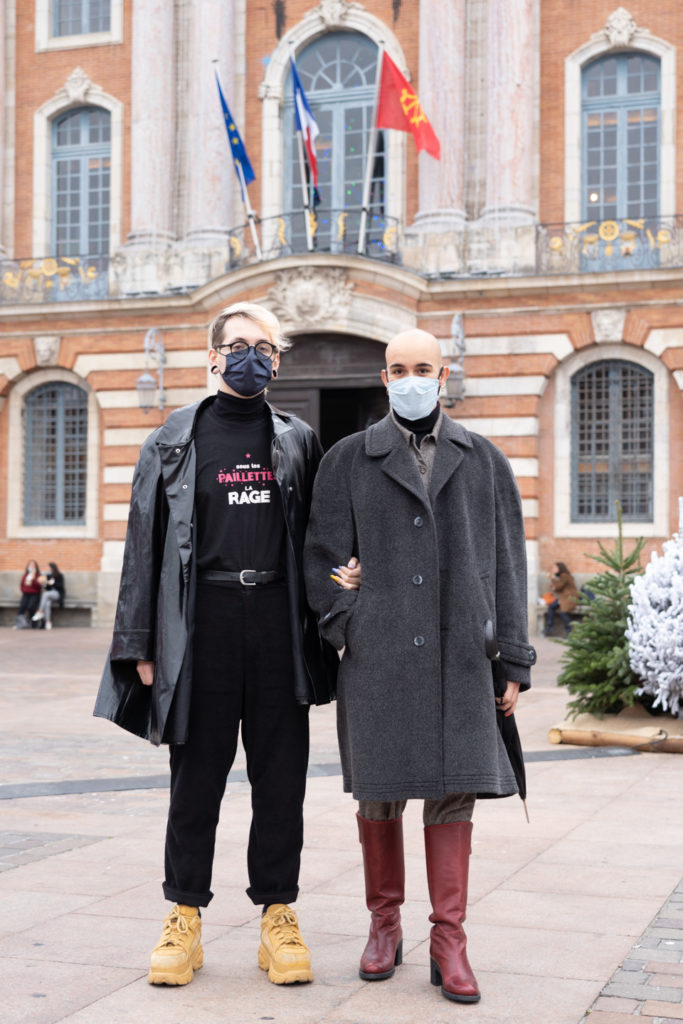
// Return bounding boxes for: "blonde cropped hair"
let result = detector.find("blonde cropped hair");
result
[208,302,290,352]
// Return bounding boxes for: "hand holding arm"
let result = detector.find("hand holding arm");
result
[333,557,361,591]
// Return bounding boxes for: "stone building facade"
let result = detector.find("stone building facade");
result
[1,0,682,629]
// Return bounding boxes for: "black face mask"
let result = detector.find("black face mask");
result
[220,347,273,397]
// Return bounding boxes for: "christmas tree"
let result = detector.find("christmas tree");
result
[557,503,646,718]
[626,497,683,717]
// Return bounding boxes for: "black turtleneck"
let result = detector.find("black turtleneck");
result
[194,390,285,573]
[394,403,441,446]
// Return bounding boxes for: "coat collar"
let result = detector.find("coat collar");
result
[365,411,472,456]
[365,412,473,504]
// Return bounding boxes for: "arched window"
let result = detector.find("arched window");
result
[571,360,653,522]
[24,382,88,526]
[54,0,111,37]
[582,53,660,223]
[284,32,384,251]
[52,107,111,256]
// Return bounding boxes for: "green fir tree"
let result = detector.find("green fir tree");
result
[557,503,646,718]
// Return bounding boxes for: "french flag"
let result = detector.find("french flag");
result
[290,56,319,185]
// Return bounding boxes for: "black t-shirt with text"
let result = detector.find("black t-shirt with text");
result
[194,391,285,573]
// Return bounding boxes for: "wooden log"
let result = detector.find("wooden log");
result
[548,723,683,753]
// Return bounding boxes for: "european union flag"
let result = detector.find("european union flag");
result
[215,70,255,198]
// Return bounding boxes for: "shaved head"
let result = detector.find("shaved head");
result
[385,329,442,369]
[381,328,449,390]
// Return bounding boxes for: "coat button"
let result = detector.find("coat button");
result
[414,635,425,647]
[413,575,423,585]
[414,516,423,527]
[419,465,426,474]
[175,448,181,454]
[182,484,188,490]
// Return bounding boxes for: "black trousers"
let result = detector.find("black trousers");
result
[163,582,310,908]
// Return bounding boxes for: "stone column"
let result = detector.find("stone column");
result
[127,0,175,245]
[481,0,535,223]
[183,0,235,243]
[412,0,467,230]
[0,3,6,255]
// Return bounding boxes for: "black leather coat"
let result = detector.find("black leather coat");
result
[94,396,338,746]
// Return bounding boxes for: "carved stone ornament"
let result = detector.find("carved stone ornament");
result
[591,308,627,343]
[604,8,637,47]
[33,335,61,366]
[316,0,360,28]
[64,67,93,103]
[268,268,354,329]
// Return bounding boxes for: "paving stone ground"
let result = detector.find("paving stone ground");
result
[1,627,682,1024]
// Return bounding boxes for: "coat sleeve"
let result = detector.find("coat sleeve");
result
[110,438,168,663]
[492,448,536,689]
[304,440,359,651]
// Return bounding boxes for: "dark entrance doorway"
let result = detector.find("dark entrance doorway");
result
[269,332,388,450]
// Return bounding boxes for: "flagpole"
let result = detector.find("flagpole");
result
[236,161,263,260]
[358,42,384,255]
[295,127,314,252]
[212,59,262,261]
[289,46,314,253]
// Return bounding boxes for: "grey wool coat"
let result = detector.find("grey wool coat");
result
[304,412,536,802]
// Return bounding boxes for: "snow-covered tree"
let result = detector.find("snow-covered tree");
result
[626,497,683,716]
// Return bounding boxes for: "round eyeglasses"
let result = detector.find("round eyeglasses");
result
[215,340,277,359]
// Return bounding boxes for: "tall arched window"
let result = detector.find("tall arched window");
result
[284,32,384,251]
[54,0,111,37]
[571,360,653,522]
[582,53,660,223]
[24,382,88,526]
[52,107,111,256]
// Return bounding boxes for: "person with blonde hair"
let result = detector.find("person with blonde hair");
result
[95,302,339,989]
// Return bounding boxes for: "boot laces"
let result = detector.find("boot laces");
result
[160,907,191,948]
[268,908,306,949]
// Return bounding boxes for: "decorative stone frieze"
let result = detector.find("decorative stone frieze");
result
[316,0,361,28]
[604,7,637,47]
[33,335,60,366]
[591,308,627,343]
[267,268,354,329]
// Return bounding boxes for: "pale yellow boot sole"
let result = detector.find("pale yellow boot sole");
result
[257,942,313,984]
[148,945,204,986]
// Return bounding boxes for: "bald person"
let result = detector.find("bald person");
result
[304,329,534,1004]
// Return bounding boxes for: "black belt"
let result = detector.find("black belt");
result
[198,569,284,587]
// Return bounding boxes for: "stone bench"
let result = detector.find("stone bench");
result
[0,597,94,628]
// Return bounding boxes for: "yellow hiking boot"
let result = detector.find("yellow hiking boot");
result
[148,904,203,985]
[258,903,313,984]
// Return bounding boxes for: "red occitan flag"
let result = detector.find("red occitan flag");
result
[375,52,441,160]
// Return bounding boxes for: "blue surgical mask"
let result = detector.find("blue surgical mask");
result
[387,375,441,420]
[221,346,273,397]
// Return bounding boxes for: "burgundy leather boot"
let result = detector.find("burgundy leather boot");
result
[357,813,404,980]
[424,821,480,1003]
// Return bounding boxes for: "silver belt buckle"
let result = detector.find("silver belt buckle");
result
[239,569,257,587]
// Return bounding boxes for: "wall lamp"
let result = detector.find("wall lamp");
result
[136,327,166,413]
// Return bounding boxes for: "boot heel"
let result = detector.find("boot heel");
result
[430,957,442,987]
[394,939,403,967]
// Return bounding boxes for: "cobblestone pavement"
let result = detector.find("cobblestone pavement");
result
[581,882,683,1024]
[0,627,681,1024]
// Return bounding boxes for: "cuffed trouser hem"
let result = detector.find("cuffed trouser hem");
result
[247,885,299,907]
[162,882,213,908]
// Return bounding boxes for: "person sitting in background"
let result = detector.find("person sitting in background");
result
[544,561,579,637]
[14,560,42,629]
[32,562,65,631]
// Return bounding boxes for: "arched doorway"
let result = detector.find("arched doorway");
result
[270,333,387,449]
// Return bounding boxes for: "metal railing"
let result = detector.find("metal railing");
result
[0,254,109,304]
[536,216,683,274]
[227,208,401,269]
